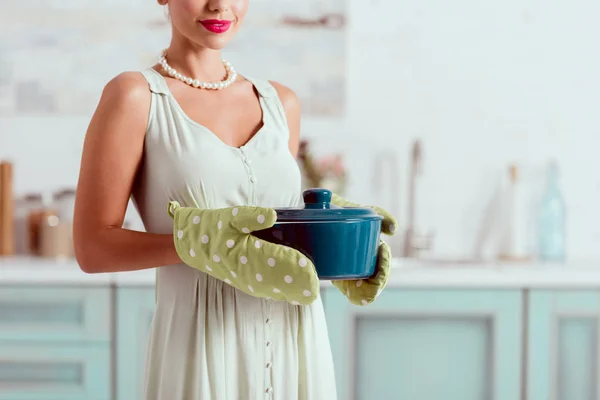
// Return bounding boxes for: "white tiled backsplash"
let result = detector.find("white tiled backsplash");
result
[2,0,600,261]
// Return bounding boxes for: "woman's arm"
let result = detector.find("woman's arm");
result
[74,72,181,273]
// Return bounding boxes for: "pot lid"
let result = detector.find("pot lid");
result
[274,189,383,222]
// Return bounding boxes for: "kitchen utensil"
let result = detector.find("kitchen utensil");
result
[0,161,14,256]
[253,188,383,280]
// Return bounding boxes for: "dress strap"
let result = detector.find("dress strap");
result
[139,68,170,95]
[244,76,277,99]
[243,76,289,133]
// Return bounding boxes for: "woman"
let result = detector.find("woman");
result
[74,0,395,399]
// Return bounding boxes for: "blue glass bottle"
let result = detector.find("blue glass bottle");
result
[538,161,566,262]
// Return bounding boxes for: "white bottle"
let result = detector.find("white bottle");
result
[498,164,530,261]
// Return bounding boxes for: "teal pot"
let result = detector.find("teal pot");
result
[254,188,382,280]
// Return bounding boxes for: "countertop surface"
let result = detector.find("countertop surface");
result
[3,255,600,289]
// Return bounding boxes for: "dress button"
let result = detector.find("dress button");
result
[265,318,271,324]
[250,176,256,183]
[266,362,272,369]
[265,387,273,394]
[265,340,271,347]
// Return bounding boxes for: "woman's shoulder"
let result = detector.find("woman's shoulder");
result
[86,71,153,141]
[87,71,154,126]
[267,80,300,113]
[100,70,152,104]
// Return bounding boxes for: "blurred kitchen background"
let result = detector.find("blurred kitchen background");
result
[1,0,599,399]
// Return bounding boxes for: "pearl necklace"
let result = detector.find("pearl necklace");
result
[158,49,237,90]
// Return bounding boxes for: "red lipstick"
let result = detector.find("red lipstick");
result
[199,19,232,33]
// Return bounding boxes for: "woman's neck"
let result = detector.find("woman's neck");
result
[163,39,227,82]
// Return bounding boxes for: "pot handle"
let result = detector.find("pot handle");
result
[302,188,332,209]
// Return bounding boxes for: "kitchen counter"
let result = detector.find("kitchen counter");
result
[2,255,600,288]
[0,256,156,286]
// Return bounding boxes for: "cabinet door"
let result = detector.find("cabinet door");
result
[0,343,110,400]
[116,287,156,400]
[324,287,523,400]
[528,290,600,400]
[0,286,111,343]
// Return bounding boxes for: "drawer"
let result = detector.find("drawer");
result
[0,343,110,400]
[0,286,111,342]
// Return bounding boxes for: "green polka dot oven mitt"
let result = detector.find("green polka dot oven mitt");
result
[168,201,320,306]
[330,194,398,306]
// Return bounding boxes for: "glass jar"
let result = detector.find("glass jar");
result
[24,192,57,256]
[37,189,76,259]
[54,189,76,222]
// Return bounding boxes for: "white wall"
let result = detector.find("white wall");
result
[304,0,600,261]
[2,0,600,261]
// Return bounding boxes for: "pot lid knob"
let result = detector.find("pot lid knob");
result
[302,188,332,209]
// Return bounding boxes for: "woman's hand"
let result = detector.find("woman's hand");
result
[329,194,397,306]
[169,201,320,305]
[331,241,392,306]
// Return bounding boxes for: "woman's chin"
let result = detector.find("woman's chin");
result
[200,40,229,51]
[192,33,236,51]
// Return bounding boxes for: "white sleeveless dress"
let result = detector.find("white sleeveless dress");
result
[132,68,338,400]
